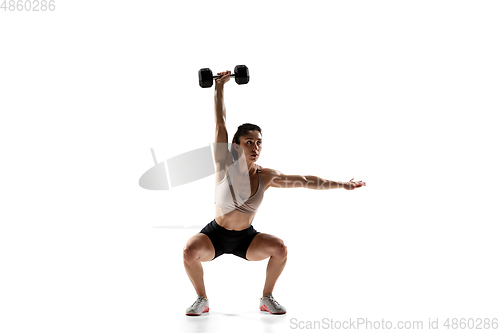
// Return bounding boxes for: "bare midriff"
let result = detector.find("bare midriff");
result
[214,208,256,231]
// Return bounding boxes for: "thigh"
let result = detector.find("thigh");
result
[184,233,216,262]
[246,233,286,261]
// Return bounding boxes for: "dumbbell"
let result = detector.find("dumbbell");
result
[198,65,250,88]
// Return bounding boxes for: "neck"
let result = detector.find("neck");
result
[236,158,257,175]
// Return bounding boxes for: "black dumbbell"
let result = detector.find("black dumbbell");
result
[198,65,250,88]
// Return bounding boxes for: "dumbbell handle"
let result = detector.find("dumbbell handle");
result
[212,74,236,79]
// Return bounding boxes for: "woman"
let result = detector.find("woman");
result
[183,70,366,316]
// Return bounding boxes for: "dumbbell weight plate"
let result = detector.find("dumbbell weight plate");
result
[199,68,214,88]
[234,65,249,85]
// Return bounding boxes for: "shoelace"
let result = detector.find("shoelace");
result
[266,294,281,307]
[191,296,205,308]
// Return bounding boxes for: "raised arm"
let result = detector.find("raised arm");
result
[213,71,233,166]
[214,71,229,124]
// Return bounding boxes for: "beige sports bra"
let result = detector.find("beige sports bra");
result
[214,164,265,215]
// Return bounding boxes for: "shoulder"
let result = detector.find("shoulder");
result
[259,166,282,190]
[261,167,282,177]
[259,167,309,189]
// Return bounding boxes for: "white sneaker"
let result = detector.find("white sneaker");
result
[260,293,286,314]
[186,295,209,316]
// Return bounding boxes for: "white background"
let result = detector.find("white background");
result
[1,1,499,332]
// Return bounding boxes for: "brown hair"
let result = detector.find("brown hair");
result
[230,123,262,161]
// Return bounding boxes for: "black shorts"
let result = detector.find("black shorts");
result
[199,219,260,261]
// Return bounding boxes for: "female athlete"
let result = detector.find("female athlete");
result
[183,70,366,316]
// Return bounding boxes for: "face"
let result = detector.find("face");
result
[234,130,262,161]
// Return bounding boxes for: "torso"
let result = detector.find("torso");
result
[214,162,272,231]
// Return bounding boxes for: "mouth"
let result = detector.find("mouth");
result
[251,154,258,157]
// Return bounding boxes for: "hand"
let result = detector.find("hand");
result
[215,70,231,86]
[343,178,366,190]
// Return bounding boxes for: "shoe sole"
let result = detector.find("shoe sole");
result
[186,306,209,316]
[260,304,286,315]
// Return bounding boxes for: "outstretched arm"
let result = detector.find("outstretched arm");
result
[267,169,366,190]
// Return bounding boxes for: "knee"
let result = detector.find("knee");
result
[273,240,287,259]
[183,244,200,263]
